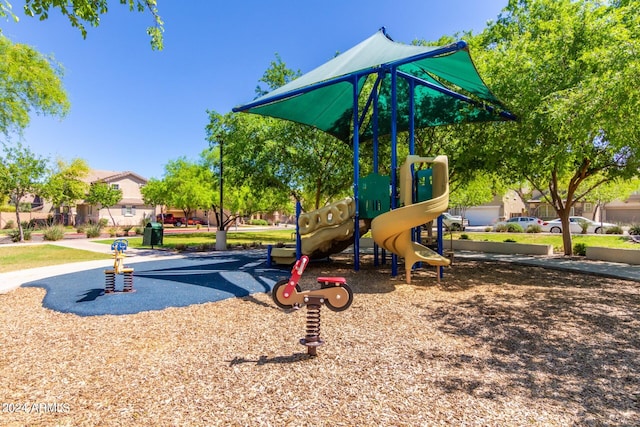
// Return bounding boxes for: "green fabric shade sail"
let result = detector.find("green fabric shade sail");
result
[233,28,515,142]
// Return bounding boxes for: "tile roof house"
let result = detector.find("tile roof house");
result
[75,170,154,227]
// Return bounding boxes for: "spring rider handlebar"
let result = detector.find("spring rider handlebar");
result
[272,255,353,356]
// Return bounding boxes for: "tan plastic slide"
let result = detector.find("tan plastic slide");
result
[371,155,451,283]
[270,198,358,264]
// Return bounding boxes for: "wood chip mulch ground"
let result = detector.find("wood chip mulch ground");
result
[1,255,639,426]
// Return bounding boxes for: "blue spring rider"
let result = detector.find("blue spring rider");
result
[104,239,134,293]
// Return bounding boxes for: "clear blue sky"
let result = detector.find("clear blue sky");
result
[2,0,508,180]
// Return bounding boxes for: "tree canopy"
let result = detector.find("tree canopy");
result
[85,181,122,226]
[0,35,69,136]
[465,0,640,254]
[0,0,164,50]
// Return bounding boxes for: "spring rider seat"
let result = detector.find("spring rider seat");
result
[104,239,134,293]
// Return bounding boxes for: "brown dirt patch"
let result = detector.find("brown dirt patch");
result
[1,255,639,426]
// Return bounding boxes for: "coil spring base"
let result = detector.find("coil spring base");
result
[299,297,324,356]
[105,272,116,294]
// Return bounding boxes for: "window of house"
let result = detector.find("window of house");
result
[583,203,593,213]
[111,184,119,190]
[122,205,135,217]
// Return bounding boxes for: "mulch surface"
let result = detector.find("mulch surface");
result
[1,255,639,426]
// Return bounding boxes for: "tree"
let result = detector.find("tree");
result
[0,0,164,50]
[207,55,354,214]
[42,158,89,223]
[471,0,640,254]
[140,177,168,221]
[0,35,69,135]
[163,157,214,226]
[199,145,292,229]
[85,181,122,226]
[0,142,48,241]
[449,173,504,219]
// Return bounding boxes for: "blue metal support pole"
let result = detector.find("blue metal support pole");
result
[352,75,360,271]
[295,201,302,260]
[437,214,444,279]
[373,72,380,266]
[390,67,398,277]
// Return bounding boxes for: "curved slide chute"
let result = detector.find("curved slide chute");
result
[371,155,451,283]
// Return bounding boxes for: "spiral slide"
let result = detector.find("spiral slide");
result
[371,155,451,283]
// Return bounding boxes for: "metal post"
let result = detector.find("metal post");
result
[219,139,224,232]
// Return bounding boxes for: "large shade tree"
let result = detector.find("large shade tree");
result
[470,0,640,254]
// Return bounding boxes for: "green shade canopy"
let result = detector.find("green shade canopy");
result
[233,28,514,142]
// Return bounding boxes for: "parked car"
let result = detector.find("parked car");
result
[441,212,469,231]
[494,216,543,231]
[156,214,183,227]
[185,217,207,226]
[541,216,616,234]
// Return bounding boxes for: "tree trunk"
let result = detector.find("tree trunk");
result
[14,205,23,242]
[559,212,573,256]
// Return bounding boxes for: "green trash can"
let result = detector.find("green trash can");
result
[143,222,163,247]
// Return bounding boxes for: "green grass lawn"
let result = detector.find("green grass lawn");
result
[0,245,112,273]
[95,229,297,250]
[448,231,638,251]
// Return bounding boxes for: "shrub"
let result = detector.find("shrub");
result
[134,227,144,235]
[3,219,14,229]
[249,219,268,226]
[8,227,32,242]
[459,234,470,240]
[76,224,86,233]
[526,224,542,233]
[605,225,623,235]
[484,226,493,232]
[506,223,524,233]
[85,224,102,238]
[98,218,109,227]
[43,225,65,241]
[573,242,587,256]
[494,224,508,232]
[629,224,640,235]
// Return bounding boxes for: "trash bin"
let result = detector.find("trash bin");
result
[143,222,163,247]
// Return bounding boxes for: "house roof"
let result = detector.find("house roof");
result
[84,170,147,184]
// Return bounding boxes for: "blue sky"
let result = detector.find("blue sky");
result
[2,0,508,179]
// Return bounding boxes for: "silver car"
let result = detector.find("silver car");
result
[541,216,616,234]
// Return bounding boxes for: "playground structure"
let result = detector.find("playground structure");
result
[104,239,134,293]
[234,28,515,279]
[272,255,353,356]
[271,154,451,283]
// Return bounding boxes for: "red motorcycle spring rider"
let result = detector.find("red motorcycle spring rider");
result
[272,255,353,356]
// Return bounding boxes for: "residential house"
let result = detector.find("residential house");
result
[453,189,526,226]
[75,170,154,227]
[601,191,640,224]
